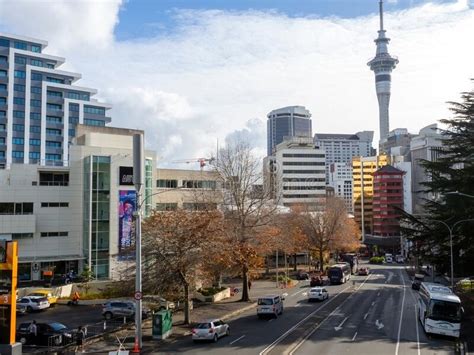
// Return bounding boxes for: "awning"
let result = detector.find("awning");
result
[19,255,84,263]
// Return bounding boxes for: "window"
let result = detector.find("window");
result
[12,137,24,145]
[84,106,105,115]
[69,117,79,125]
[0,98,6,105]
[14,84,25,92]
[30,112,41,120]
[282,161,325,166]
[12,233,33,239]
[29,152,40,159]
[0,124,5,131]
[30,99,41,107]
[15,56,26,65]
[41,202,69,207]
[31,73,42,81]
[14,70,25,78]
[0,70,7,77]
[12,151,24,158]
[182,180,217,189]
[0,138,5,145]
[0,39,10,47]
[282,170,325,174]
[69,103,79,112]
[0,151,4,158]
[45,153,61,161]
[39,172,69,186]
[31,86,42,94]
[46,141,61,148]
[30,139,40,146]
[30,125,41,133]
[0,56,7,63]
[47,90,62,98]
[13,97,25,105]
[13,124,24,131]
[183,202,216,211]
[68,128,75,137]
[46,63,54,69]
[46,77,64,84]
[14,41,27,50]
[47,103,62,111]
[0,83,6,91]
[156,179,178,188]
[13,110,25,118]
[46,128,61,136]
[47,116,62,123]
[31,59,43,67]
[67,92,90,101]
[40,232,68,237]
[0,110,5,117]
[84,119,105,126]
[155,203,178,211]
[31,45,41,53]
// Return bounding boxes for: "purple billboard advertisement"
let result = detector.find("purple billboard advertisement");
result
[118,190,136,253]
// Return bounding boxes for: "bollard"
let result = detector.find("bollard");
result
[104,321,107,330]
[123,316,127,324]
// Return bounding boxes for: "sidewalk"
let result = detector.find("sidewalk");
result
[82,279,290,354]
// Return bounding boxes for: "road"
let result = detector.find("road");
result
[154,263,458,355]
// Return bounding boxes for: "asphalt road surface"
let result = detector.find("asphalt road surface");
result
[154,263,459,355]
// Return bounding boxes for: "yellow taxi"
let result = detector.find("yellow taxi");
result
[27,289,58,306]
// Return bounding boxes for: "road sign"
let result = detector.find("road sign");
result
[134,291,142,301]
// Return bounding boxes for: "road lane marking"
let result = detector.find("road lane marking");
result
[395,269,407,355]
[371,301,375,307]
[258,282,356,355]
[268,319,274,323]
[364,312,369,320]
[229,335,245,345]
[287,274,373,355]
[334,316,349,331]
[377,292,381,296]
[375,319,384,329]
[406,271,421,355]
[291,289,305,297]
[294,304,300,308]
[352,332,358,341]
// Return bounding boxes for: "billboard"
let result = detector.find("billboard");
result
[118,190,136,254]
[119,166,134,186]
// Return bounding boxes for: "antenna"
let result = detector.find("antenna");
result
[379,0,384,31]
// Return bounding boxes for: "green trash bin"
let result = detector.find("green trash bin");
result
[152,310,173,340]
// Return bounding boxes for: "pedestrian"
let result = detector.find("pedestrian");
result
[28,320,37,344]
[75,326,85,352]
[248,280,252,290]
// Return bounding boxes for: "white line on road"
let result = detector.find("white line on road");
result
[334,316,349,331]
[294,304,300,308]
[364,312,369,320]
[377,292,381,296]
[371,301,375,307]
[290,289,305,297]
[395,269,407,355]
[352,332,358,341]
[268,319,274,323]
[229,335,246,345]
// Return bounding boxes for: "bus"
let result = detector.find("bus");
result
[418,283,463,338]
[340,253,358,274]
[328,263,351,284]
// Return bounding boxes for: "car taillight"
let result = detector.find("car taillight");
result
[192,329,196,334]
[209,328,214,333]
[273,305,276,311]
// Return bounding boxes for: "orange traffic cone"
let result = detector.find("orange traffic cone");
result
[131,338,140,354]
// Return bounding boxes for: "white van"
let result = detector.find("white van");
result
[257,295,284,318]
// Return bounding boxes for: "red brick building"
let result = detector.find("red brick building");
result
[372,165,404,237]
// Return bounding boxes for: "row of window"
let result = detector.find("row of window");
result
[282,161,325,166]
[283,194,324,198]
[282,170,325,174]
[11,232,70,239]
[282,154,325,158]
[11,151,61,160]
[12,125,61,135]
[84,106,105,115]
[0,39,41,52]
[0,202,33,215]
[41,202,69,207]
[283,186,326,190]
[156,179,217,189]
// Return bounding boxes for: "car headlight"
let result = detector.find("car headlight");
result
[64,333,72,338]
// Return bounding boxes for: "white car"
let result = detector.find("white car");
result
[17,296,50,312]
[385,256,393,263]
[257,295,284,318]
[192,319,229,342]
[308,287,329,302]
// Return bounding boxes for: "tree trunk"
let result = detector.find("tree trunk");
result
[319,248,324,273]
[293,253,297,271]
[184,282,191,325]
[241,265,250,302]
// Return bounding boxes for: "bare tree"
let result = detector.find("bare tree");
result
[213,139,278,302]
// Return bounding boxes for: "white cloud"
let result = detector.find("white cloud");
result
[0,0,473,164]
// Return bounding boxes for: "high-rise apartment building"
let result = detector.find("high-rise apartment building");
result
[352,154,390,236]
[367,0,398,147]
[380,128,415,160]
[328,163,353,213]
[274,137,326,211]
[267,106,312,156]
[0,33,111,169]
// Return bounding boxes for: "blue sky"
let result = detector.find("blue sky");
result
[115,0,459,40]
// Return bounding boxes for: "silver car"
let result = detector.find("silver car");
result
[17,296,50,312]
[102,300,151,320]
[192,319,230,342]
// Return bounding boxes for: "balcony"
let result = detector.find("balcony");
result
[0,214,36,234]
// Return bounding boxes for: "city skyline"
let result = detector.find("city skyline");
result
[0,0,472,164]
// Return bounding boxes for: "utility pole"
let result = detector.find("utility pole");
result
[133,134,144,351]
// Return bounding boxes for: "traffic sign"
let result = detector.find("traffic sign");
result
[134,291,142,300]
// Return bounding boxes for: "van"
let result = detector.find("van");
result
[257,295,284,318]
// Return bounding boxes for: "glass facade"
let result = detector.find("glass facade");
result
[83,155,111,279]
[145,158,153,217]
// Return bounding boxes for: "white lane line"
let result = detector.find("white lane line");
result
[406,271,421,355]
[229,335,246,345]
[258,282,357,355]
[268,319,274,323]
[395,269,407,355]
[352,332,358,341]
[377,292,381,297]
[294,304,300,308]
[364,312,369,320]
[334,316,349,331]
[291,289,305,297]
[288,274,373,355]
[371,301,376,307]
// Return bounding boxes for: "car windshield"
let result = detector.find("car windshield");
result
[258,298,273,305]
[49,323,67,331]
[428,300,461,323]
[311,288,322,293]
[328,268,342,277]
[196,323,211,329]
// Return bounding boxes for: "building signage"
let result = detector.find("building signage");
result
[119,166,134,186]
[118,190,137,254]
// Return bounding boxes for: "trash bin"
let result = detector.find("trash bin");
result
[152,310,172,340]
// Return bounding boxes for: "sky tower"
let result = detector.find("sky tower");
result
[368,0,399,148]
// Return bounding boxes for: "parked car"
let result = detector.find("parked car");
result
[412,273,425,290]
[310,275,324,287]
[192,319,229,342]
[27,289,58,306]
[17,321,73,346]
[17,296,50,312]
[102,300,151,320]
[358,267,370,276]
[257,295,284,318]
[457,276,474,291]
[395,255,404,264]
[307,287,329,302]
[296,271,309,280]
[385,256,393,263]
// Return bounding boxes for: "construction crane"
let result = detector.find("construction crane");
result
[169,157,215,170]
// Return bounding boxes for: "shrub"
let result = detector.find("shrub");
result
[197,287,226,297]
[370,256,385,264]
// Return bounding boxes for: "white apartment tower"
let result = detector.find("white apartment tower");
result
[328,163,353,213]
[0,33,111,169]
[275,137,326,211]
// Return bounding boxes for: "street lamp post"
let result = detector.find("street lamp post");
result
[445,191,474,199]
